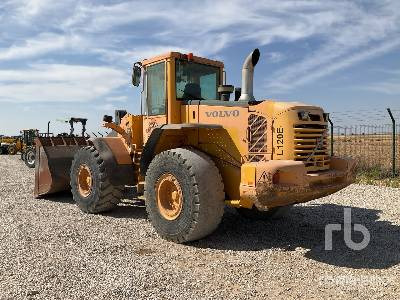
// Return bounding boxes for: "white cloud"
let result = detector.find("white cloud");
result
[58,1,361,56]
[6,0,75,21]
[0,64,127,103]
[363,67,400,95]
[96,103,116,111]
[62,0,400,89]
[263,1,400,92]
[265,52,285,64]
[61,1,173,33]
[267,39,400,91]
[0,0,399,98]
[105,95,128,102]
[16,0,51,17]
[366,82,400,95]
[0,33,85,61]
[94,45,190,64]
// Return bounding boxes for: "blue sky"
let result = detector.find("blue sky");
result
[0,0,400,135]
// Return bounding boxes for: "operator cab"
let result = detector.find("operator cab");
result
[175,58,221,101]
[131,52,235,123]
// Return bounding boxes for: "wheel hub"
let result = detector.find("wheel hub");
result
[77,164,93,198]
[26,152,35,164]
[156,173,183,220]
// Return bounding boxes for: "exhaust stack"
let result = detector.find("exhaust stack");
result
[239,48,260,101]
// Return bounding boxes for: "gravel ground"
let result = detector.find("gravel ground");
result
[0,155,399,300]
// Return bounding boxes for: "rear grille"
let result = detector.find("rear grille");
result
[248,114,267,162]
[294,124,330,171]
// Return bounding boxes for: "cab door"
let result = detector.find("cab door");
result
[143,61,167,143]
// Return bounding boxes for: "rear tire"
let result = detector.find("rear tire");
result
[237,205,293,220]
[70,146,123,213]
[8,144,17,155]
[24,148,35,168]
[145,148,225,243]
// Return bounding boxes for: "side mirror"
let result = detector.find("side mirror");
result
[132,63,142,87]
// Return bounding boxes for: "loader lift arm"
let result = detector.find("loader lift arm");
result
[102,115,131,146]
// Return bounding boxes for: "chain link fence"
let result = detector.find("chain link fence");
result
[328,108,400,177]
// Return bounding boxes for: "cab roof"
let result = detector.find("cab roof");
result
[141,52,224,68]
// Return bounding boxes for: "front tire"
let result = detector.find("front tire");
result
[70,146,123,213]
[145,148,225,243]
[24,148,35,168]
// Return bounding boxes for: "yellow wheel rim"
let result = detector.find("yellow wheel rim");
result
[77,164,93,198]
[156,173,183,220]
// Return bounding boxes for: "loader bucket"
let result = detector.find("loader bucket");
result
[34,136,92,198]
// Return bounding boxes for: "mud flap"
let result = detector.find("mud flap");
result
[34,137,91,198]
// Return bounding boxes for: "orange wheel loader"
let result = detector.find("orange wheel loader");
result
[35,49,355,243]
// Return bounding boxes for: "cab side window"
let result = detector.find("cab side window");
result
[146,62,166,115]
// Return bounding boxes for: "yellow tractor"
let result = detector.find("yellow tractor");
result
[0,130,38,158]
[35,49,355,243]
[0,136,23,155]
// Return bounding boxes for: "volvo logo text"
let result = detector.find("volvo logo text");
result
[205,110,240,118]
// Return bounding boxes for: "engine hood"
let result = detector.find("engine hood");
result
[249,99,324,118]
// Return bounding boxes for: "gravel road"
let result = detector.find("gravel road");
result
[0,155,399,299]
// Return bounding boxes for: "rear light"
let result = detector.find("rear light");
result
[182,53,194,61]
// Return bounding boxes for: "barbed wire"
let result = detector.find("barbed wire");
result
[327,108,400,126]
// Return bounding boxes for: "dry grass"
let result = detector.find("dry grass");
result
[356,167,400,188]
[326,133,400,187]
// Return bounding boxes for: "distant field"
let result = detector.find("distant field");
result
[328,133,400,177]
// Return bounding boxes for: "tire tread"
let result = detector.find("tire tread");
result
[70,146,123,213]
[145,147,224,243]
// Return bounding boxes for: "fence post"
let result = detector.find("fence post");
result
[387,108,396,177]
[328,115,334,156]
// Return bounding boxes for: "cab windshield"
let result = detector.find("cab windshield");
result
[176,59,220,100]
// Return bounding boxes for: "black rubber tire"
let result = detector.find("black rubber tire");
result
[70,146,123,213]
[237,205,293,220]
[20,151,25,160]
[8,144,17,155]
[145,148,225,243]
[24,148,36,168]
